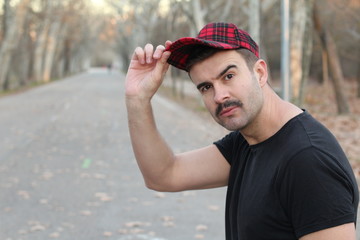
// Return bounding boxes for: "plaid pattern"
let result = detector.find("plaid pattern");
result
[167,23,259,71]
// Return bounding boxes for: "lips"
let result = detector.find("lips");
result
[216,100,243,117]
[219,106,238,117]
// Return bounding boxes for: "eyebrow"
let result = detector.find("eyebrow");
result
[196,64,238,90]
[217,64,238,79]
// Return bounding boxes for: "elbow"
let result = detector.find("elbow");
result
[144,179,181,192]
[144,180,160,191]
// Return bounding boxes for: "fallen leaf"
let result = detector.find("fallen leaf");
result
[30,224,46,232]
[196,224,208,231]
[80,210,92,216]
[94,173,106,179]
[95,192,113,202]
[194,234,205,239]
[129,228,145,234]
[41,171,54,180]
[125,221,150,228]
[103,231,113,237]
[208,205,220,211]
[118,229,128,234]
[49,232,60,238]
[18,190,30,199]
[161,216,175,227]
[154,192,166,198]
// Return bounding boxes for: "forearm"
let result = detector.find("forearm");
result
[126,97,175,190]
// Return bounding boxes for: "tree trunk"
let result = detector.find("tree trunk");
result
[218,0,233,21]
[33,24,49,83]
[326,34,350,114]
[192,0,205,31]
[248,0,260,46]
[321,47,329,85]
[17,17,32,87]
[0,0,31,90]
[290,0,307,104]
[2,0,11,40]
[262,0,278,13]
[51,23,67,80]
[313,4,350,114]
[298,0,314,106]
[33,0,53,83]
[43,20,61,82]
[357,48,360,98]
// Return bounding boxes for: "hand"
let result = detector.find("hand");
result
[125,41,172,101]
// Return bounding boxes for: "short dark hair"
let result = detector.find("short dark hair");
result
[185,46,259,72]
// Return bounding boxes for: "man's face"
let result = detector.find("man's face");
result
[189,50,264,131]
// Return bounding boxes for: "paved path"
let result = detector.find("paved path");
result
[0,69,228,240]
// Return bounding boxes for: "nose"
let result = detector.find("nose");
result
[213,85,230,104]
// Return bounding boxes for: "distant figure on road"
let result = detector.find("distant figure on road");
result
[107,63,112,74]
[125,22,358,240]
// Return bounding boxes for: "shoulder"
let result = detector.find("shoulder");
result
[276,111,346,161]
[294,111,342,150]
[213,131,247,164]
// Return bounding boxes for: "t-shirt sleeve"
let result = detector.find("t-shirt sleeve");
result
[213,131,240,165]
[277,147,357,238]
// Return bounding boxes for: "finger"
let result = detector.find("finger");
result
[165,40,172,50]
[153,45,165,59]
[134,47,145,64]
[153,51,171,81]
[144,43,154,64]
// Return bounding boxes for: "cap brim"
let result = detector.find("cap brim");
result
[166,37,239,71]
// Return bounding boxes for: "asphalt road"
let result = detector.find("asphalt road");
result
[0,69,228,240]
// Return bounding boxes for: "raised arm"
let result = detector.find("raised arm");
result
[125,42,230,192]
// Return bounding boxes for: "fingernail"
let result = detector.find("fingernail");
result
[164,52,171,59]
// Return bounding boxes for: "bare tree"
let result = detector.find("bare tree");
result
[0,0,31,90]
[0,0,117,91]
[357,49,360,98]
[192,0,205,32]
[298,0,314,105]
[32,0,52,83]
[290,0,314,105]
[248,0,260,45]
[42,3,62,82]
[1,0,11,42]
[313,3,350,114]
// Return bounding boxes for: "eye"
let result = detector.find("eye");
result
[200,84,212,93]
[224,73,234,80]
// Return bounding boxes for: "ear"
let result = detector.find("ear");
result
[253,59,268,87]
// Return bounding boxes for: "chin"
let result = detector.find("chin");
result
[219,120,247,132]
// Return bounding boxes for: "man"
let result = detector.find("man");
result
[125,22,358,239]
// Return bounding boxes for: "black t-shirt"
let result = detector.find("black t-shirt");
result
[214,111,358,240]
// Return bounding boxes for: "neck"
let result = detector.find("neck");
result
[241,87,302,145]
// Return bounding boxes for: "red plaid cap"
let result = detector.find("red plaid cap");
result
[166,22,259,71]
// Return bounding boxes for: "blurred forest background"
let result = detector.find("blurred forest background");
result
[0,0,359,169]
[0,0,359,110]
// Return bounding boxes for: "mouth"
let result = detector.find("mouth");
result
[219,106,238,117]
[216,100,243,117]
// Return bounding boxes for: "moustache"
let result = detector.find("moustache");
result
[216,100,243,117]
